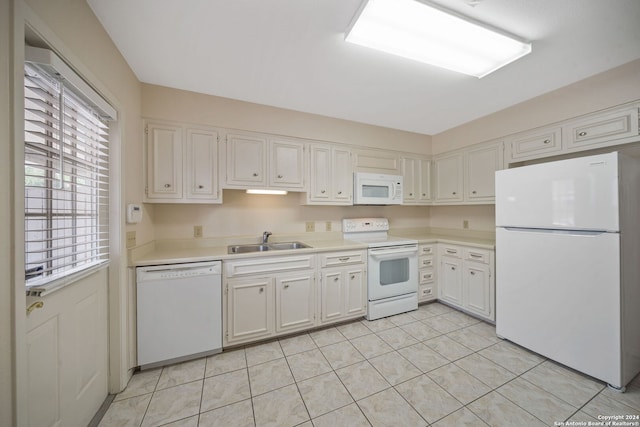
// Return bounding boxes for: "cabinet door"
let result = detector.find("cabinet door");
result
[564,107,640,152]
[270,139,305,188]
[309,144,331,201]
[185,128,219,200]
[401,157,418,203]
[418,158,432,203]
[506,126,562,162]
[439,257,462,305]
[344,267,366,317]
[463,262,491,318]
[275,272,315,334]
[434,154,463,202]
[226,277,273,344]
[332,147,353,202]
[226,134,267,186]
[146,122,183,199]
[320,270,344,323]
[465,143,503,201]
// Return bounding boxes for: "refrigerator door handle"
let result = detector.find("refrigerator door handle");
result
[502,227,610,236]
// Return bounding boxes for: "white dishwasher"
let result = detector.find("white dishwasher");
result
[136,261,222,368]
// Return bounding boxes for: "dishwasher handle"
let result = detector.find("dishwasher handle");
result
[136,261,221,282]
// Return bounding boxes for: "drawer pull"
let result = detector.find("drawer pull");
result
[472,190,477,194]
[446,249,457,254]
[338,191,342,195]
[409,193,413,196]
[284,284,289,289]
[543,139,551,144]
[164,183,171,188]
[452,191,457,195]
[277,174,283,179]
[470,271,476,275]
[470,253,482,258]
[578,131,588,137]
[198,185,204,189]
[338,257,350,262]
[321,190,326,194]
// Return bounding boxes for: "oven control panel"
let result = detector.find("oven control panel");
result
[343,218,389,232]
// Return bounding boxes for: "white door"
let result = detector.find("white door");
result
[226,277,273,344]
[434,154,463,202]
[225,134,267,186]
[332,148,352,202]
[26,271,108,427]
[439,257,462,305]
[401,157,417,203]
[463,262,491,317]
[466,143,502,201]
[270,139,304,188]
[320,269,343,323]
[418,158,431,203]
[496,227,621,386]
[344,267,366,317]
[309,144,331,201]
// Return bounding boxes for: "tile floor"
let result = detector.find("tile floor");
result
[98,303,640,427]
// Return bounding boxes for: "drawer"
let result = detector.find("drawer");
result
[463,248,491,264]
[224,254,315,278]
[320,250,366,267]
[419,284,437,301]
[419,268,435,284]
[439,244,462,258]
[507,126,562,161]
[419,255,434,268]
[419,244,434,256]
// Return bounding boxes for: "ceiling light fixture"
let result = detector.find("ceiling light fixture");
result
[246,189,288,195]
[345,0,532,78]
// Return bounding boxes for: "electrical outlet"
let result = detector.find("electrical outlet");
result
[325,221,332,231]
[194,225,203,238]
[463,220,469,229]
[126,231,136,248]
[305,221,315,232]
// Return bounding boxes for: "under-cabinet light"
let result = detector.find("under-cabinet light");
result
[246,189,288,195]
[345,0,532,78]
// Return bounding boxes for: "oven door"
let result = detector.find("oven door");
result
[368,244,418,301]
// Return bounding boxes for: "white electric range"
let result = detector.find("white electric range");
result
[343,218,419,320]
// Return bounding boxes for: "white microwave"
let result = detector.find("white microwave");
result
[353,173,403,205]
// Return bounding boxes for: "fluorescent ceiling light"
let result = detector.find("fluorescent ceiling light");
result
[345,0,532,78]
[246,189,288,195]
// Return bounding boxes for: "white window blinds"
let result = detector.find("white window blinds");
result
[24,50,114,294]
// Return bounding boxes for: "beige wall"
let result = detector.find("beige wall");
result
[142,84,433,239]
[142,84,432,153]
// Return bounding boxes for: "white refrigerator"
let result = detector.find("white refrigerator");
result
[495,151,640,390]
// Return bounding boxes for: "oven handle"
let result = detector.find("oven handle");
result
[369,245,418,257]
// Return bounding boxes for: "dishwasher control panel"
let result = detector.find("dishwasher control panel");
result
[136,261,221,282]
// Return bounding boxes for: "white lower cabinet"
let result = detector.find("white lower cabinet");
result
[319,250,367,325]
[223,255,316,346]
[437,244,495,321]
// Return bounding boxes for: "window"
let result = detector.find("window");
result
[24,48,115,294]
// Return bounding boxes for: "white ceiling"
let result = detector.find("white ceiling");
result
[87,0,640,135]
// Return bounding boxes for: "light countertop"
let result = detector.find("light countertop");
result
[129,228,495,267]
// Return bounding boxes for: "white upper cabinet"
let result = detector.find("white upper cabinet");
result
[433,153,463,203]
[146,121,183,199]
[352,148,400,174]
[225,133,268,186]
[506,126,562,162]
[270,138,305,189]
[401,156,431,204]
[224,133,306,191]
[465,142,503,202]
[145,119,221,203]
[306,143,352,205]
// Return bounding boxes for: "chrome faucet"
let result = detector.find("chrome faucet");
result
[262,231,272,244]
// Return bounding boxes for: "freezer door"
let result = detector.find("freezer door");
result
[496,227,622,387]
[496,152,620,231]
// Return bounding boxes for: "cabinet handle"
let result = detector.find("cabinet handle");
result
[446,249,457,254]
[472,190,477,194]
[351,275,355,280]
[470,271,476,275]
[338,257,350,262]
[284,284,289,289]
[409,193,413,196]
[259,287,264,293]
[451,266,456,271]
[543,139,551,144]
[198,185,204,189]
[337,191,342,195]
[334,277,339,282]
[470,253,482,258]
[27,301,44,315]
[164,184,171,188]
[422,193,426,196]
[321,190,326,194]
[277,174,283,178]
[578,131,588,137]
[452,191,456,195]
[253,173,258,177]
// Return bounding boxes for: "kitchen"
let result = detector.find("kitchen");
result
[2,0,640,426]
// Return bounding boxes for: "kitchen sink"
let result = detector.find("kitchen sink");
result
[227,241,310,254]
